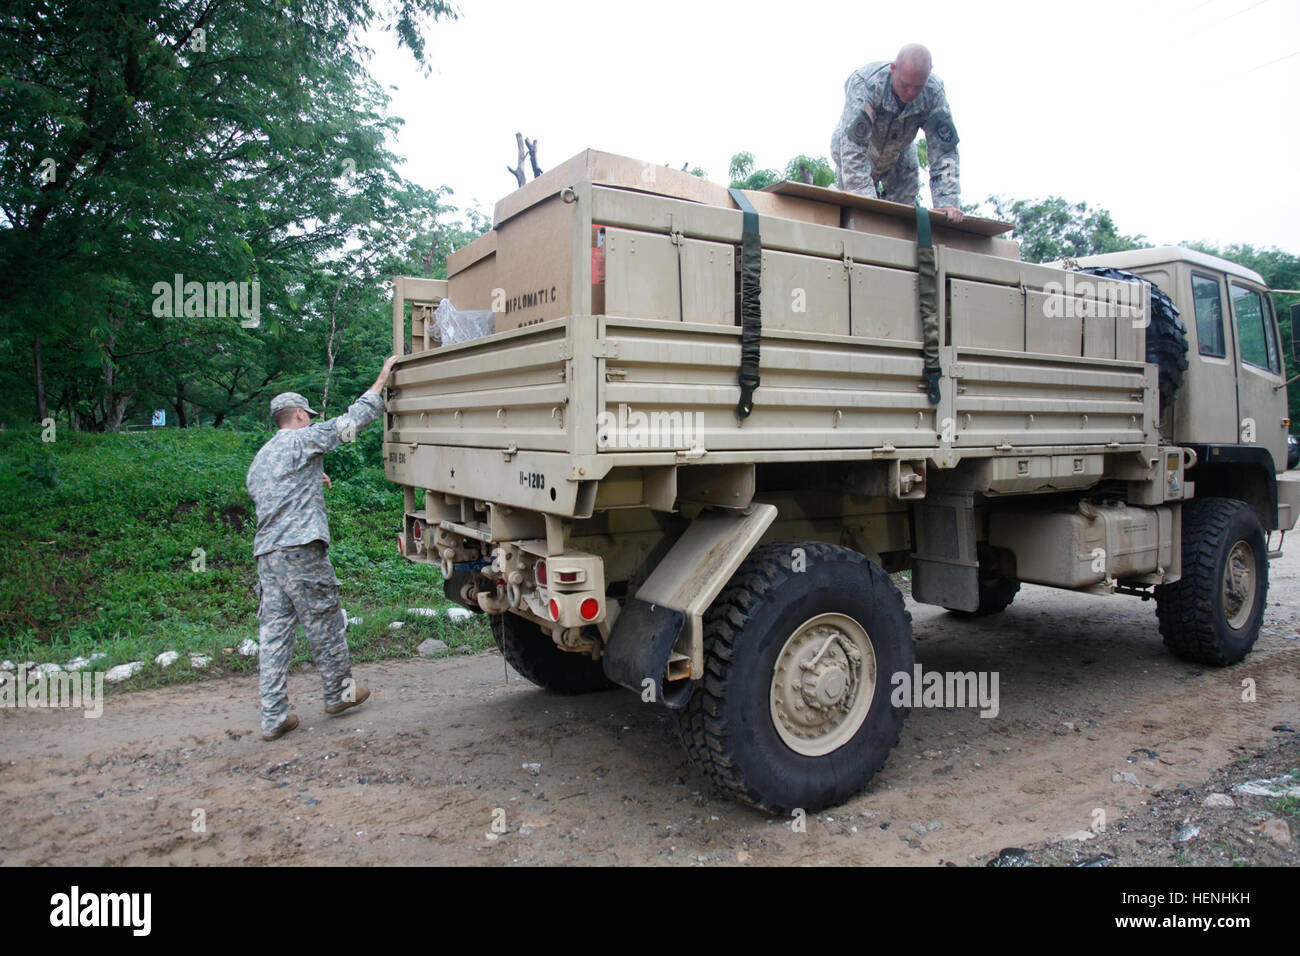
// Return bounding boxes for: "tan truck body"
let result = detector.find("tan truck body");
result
[381,149,1300,812]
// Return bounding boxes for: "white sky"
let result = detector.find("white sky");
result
[362,0,1300,250]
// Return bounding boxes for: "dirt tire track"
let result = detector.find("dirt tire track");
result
[2,548,1297,865]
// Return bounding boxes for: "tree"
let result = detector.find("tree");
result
[784,155,835,188]
[728,151,835,191]
[974,196,1148,264]
[0,0,456,428]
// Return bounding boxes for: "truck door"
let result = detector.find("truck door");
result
[1230,281,1287,469]
[1175,271,1240,444]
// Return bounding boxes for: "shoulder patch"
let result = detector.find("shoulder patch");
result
[848,106,874,146]
[930,110,958,147]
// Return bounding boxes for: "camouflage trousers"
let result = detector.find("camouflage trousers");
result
[255,541,353,734]
[833,138,920,205]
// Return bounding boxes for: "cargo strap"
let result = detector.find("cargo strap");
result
[729,188,762,419]
[916,201,941,405]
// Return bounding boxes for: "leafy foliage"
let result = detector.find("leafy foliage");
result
[0,0,468,430]
[728,151,835,190]
[975,196,1148,264]
[0,424,485,670]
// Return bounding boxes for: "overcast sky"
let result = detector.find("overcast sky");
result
[362,0,1299,251]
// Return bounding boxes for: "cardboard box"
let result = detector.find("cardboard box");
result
[841,207,1020,258]
[481,149,1021,335]
[494,149,734,227]
[484,151,873,332]
[492,195,580,331]
[761,181,1020,259]
[446,229,497,313]
[737,190,841,228]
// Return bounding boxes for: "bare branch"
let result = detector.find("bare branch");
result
[525,137,541,178]
[506,132,527,187]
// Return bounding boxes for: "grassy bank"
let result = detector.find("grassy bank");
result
[0,423,491,687]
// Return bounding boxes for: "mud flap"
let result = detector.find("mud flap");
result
[601,598,690,709]
[911,491,979,611]
[603,503,778,709]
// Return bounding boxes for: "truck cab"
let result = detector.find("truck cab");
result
[1076,247,1297,532]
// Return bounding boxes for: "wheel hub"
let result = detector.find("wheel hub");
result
[1223,540,1256,629]
[771,614,877,757]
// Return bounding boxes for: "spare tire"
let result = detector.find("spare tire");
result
[1078,266,1188,414]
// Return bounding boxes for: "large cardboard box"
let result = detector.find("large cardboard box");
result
[494,149,733,226]
[479,149,1018,334]
[761,181,1020,259]
[446,229,497,312]
[487,151,846,332]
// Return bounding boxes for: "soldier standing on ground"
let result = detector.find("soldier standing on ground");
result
[830,43,964,223]
[246,356,398,741]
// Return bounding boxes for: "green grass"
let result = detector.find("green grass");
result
[0,423,489,685]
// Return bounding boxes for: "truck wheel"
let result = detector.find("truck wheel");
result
[1154,498,1268,666]
[1079,266,1188,414]
[490,612,615,694]
[673,542,914,814]
[945,545,1020,617]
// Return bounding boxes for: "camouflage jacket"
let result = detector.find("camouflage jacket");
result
[831,61,961,208]
[246,391,385,556]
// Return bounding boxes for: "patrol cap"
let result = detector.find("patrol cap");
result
[269,392,319,418]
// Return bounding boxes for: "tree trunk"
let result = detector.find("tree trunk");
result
[172,381,189,428]
[507,132,528,186]
[106,393,131,432]
[32,333,48,422]
[525,137,541,178]
[213,411,225,428]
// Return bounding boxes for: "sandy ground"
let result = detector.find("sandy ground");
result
[2,547,1297,866]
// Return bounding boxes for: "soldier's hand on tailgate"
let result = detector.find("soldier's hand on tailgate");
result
[370,355,399,394]
[935,206,964,224]
[322,473,332,490]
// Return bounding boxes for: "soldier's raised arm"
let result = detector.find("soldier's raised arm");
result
[834,71,878,196]
[295,355,397,457]
[922,83,962,220]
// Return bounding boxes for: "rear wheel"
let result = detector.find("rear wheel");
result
[1154,498,1267,666]
[490,612,615,694]
[673,542,914,813]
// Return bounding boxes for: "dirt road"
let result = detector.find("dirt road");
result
[3,548,1298,866]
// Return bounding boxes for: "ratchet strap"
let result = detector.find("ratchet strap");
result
[729,188,762,419]
[916,201,941,405]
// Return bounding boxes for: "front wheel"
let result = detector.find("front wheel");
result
[673,542,914,813]
[1154,498,1268,666]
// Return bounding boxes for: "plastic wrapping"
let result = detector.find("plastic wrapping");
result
[433,298,495,346]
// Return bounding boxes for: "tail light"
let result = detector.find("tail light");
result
[536,559,548,585]
[580,598,599,621]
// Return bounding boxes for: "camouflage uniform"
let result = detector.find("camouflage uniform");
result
[246,391,384,734]
[830,61,961,208]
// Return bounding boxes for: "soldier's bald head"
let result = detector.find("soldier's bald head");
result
[890,44,932,104]
[895,44,932,73]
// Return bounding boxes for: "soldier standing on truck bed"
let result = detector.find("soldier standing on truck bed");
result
[830,43,964,223]
[245,356,397,741]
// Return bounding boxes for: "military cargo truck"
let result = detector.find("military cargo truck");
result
[382,150,1300,813]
